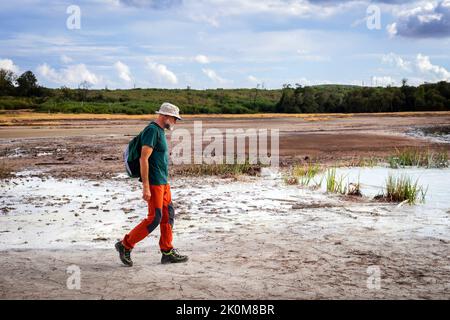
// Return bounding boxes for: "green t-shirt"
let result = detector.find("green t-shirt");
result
[127,121,168,185]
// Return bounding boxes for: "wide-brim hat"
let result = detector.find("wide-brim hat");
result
[155,102,182,120]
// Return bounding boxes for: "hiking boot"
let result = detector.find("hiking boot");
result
[115,241,133,267]
[161,248,188,264]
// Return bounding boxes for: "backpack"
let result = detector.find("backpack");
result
[123,123,158,180]
[123,135,141,179]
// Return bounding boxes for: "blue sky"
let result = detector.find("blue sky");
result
[0,0,449,89]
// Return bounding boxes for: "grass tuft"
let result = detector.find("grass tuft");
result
[375,173,427,204]
[388,148,448,168]
[172,162,261,177]
[283,162,323,186]
[325,167,347,195]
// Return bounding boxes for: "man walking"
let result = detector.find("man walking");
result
[115,102,188,266]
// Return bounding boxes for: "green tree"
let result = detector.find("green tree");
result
[425,88,446,110]
[414,86,426,110]
[401,80,416,111]
[276,84,296,113]
[0,69,16,96]
[301,87,319,113]
[60,86,73,100]
[16,71,39,96]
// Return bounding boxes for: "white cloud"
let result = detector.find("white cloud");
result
[146,60,178,84]
[387,0,450,38]
[37,63,58,81]
[202,68,229,84]
[296,49,330,62]
[189,13,220,27]
[37,63,100,87]
[247,75,259,83]
[184,0,362,27]
[380,52,450,83]
[293,77,328,86]
[114,61,132,82]
[382,52,411,71]
[60,55,73,64]
[416,53,450,80]
[386,22,398,37]
[116,0,182,9]
[194,54,210,64]
[139,54,224,65]
[0,58,20,74]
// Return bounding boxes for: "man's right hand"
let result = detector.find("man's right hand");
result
[143,185,151,202]
[140,146,153,202]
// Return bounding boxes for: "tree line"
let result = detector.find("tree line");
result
[276,80,450,113]
[0,69,49,97]
[1,69,449,113]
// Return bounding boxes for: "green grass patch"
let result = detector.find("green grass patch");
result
[172,162,261,177]
[388,147,448,168]
[325,167,347,194]
[355,157,379,167]
[0,96,38,110]
[283,162,323,187]
[292,163,322,185]
[376,173,427,204]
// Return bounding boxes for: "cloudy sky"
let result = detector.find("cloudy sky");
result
[0,0,449,89]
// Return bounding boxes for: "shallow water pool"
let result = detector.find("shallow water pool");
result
[324,166,450,210]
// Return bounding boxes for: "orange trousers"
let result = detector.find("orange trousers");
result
[122,184,174,252]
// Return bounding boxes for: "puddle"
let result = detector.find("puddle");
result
[323,166,450,209]
[407,126,450,144]
[315,166,450,239]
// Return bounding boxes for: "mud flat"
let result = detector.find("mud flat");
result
[0,171,449,299]
[1,113,449,299]
[1,112,450,179]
